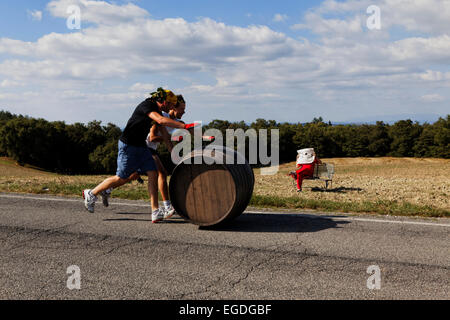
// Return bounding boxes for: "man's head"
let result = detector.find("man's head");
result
[172,95,186,119]
[151,87,177,112]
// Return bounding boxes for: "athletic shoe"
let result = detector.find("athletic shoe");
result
[297,189,302,192]
[163,205,175,219]
[82,189,97,213]
[288,171,297,180]
[152,208,165,223]
[100,188,112,207]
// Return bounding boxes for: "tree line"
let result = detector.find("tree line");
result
[0,111,121,174]
[0,110,448,174]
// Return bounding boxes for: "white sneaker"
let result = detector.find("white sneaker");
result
[100,188,112,207]
[152,208,164,223]
[83,189,97,213]
[163,205,175,219]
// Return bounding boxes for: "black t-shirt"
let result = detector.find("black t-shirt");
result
[119,98,161,147]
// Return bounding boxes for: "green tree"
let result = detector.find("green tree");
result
[293,120,335,158]
[367,121,391,156]
[88,140,119,174]
[388,120,422,157]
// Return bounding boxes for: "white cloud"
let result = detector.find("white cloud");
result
[386,35,450,63]
[315,0,372,14]
[273,14,288,22]
[382,0,450,35]
[417,70,450,82]
[421,94,445,102]
[47,0,149,25]
[0,15,294,81]
[28,10,43,21]
[0,80,22,88]
[300,0,450,36]
[292,12,364,35]
[129,83,156,93]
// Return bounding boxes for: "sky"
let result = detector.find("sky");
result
[0,0,449,127]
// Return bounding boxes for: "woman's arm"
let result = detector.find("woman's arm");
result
[159,126,174,153]
[149,124,164,143]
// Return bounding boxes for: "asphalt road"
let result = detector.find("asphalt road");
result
[0,192,448,300]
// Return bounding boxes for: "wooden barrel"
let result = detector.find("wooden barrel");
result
[169,147,254,227]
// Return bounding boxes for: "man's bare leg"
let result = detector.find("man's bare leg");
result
[83,175,128,213]
[91,176,128,196]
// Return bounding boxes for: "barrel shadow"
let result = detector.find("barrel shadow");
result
[200,212,349,233]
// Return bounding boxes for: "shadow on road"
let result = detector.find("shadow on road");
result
[103,211,348,231]
[203,212,349,233]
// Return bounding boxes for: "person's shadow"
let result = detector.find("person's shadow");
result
[200,212,349,233]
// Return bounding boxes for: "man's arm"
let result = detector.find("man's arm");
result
[149,112,185,128]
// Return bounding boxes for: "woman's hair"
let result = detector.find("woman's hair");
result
[176,94,185,107]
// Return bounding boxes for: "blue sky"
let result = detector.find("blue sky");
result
[0,1,314,41]
[0,0,449,127]
[0,0,320,52]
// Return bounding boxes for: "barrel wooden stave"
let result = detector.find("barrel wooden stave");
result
[169,148,254,227]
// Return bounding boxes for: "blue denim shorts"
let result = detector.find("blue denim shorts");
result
[116,140,156,179]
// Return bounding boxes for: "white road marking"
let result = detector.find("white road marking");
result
[330,216,450,228]
[1,193,449,228]
[0,193,149,207]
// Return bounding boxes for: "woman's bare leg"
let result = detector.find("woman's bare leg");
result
[153,155,169,201]
[146,170,159,211]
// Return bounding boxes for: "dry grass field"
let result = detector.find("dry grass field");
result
[0,156,449,217]
[256,157,449,211]
[0,157,150,200]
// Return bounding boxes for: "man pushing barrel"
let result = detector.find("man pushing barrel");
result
[82,88,199,223]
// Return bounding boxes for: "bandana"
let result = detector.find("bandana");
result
[151,87,177,104]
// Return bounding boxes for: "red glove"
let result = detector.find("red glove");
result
[184,123,200,130]
[171,136,184,142]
